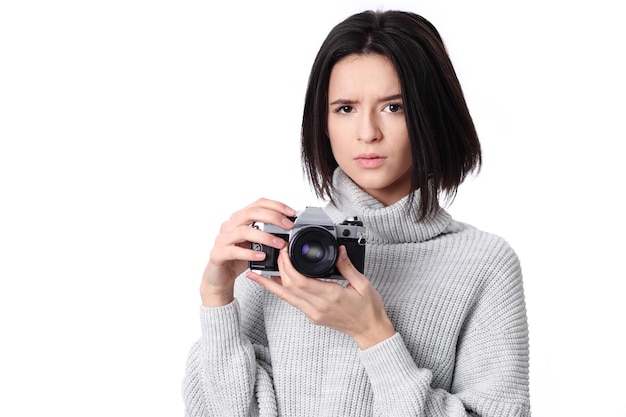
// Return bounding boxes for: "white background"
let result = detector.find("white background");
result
[1,0,624,416]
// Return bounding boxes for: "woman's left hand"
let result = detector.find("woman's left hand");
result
[246,246,395,350]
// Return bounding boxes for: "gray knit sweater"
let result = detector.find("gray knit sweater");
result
[182,169,530,416]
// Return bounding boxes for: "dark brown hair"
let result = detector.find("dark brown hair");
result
[301,10,481,219]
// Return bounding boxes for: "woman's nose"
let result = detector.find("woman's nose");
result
[358,114,382,143]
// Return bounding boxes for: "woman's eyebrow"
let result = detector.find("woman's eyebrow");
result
[329,98,355,106]
[329,94,403,106]
[381,93,403,101]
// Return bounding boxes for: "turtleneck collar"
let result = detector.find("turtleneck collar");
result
[322,168,452,244]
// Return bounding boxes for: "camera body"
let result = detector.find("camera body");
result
[249,206,366,279]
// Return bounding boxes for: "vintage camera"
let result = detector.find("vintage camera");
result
[249,206,366,279]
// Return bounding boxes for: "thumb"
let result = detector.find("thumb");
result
[335,245,368,290]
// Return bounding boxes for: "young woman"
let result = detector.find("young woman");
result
[183,10,530,417]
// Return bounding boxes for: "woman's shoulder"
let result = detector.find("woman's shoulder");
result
[444,218,516,248]
[441,218,522,278]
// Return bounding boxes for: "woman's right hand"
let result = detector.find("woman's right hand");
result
[200,198,296,307]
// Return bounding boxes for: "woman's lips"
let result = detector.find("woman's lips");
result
[355,154,386,168]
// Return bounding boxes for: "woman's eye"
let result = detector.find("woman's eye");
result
[384,103,404,113]
[336,105,354,113]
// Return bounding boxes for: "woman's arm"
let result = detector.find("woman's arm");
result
[182,295,277,417]
[182,199,296,416]
[360,248,530,416]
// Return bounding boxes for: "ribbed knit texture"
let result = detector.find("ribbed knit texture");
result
[182,169,530,416]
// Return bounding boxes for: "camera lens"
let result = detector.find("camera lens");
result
[289,226,337,277]
[301,242,324,263]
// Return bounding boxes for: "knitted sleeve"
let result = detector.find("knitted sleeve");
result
[360,240,530,417]
[181,279,278,417]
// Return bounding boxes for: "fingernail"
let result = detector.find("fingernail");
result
[282,217,294,228]
[285,206,296,215]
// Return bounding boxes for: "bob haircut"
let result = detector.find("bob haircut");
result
[301,10,482,219]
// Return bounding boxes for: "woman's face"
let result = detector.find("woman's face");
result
[327,54,412,206]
